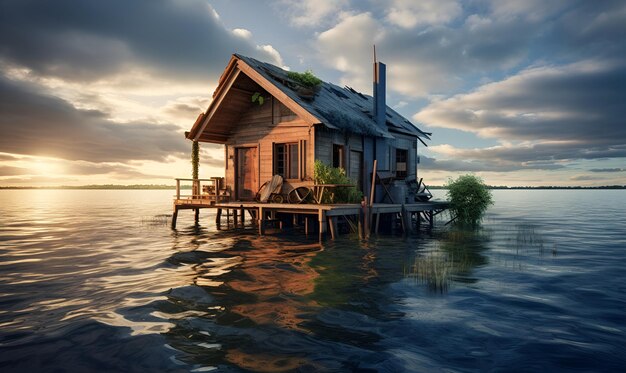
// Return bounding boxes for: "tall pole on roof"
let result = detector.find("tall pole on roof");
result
[372,45,386,128]
[373,45,377,83]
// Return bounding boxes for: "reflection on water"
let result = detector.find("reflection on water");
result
[406,229,489,293]
[1,190,625,372]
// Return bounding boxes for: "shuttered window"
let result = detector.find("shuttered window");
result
[274,143,299,179]
[396,148,407,179]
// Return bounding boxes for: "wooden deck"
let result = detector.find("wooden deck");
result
[172,197,449,240]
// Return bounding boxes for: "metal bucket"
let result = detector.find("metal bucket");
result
[388,180,407,204]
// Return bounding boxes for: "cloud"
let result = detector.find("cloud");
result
[0,175,79,185]
[160,96,211,121]
[316,13,383,92]
[570,175,603,181]
[0,0,285,83]
[314,1,626,99]
[487,0,569,21]
[416,61,626,166]
[60,161,168,179]
[386,0,462,28]
[0,75,189,163]
[420,153,566,173]
[0,153,20,161]
[0,165,29,176]
[232,28,253,39]
[589,168,624,173]
[277,0,349,27]
[315,11,534,96]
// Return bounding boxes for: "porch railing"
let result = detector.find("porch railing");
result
[174,177,228,203]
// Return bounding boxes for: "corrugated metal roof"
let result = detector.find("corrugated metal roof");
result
[235,54,431,140]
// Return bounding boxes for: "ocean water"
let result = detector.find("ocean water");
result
[0,189,624,372]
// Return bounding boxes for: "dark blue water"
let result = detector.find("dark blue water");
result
[0,189,624,372]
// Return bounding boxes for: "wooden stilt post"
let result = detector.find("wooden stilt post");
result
[258,207,265,235]
[318,209,327,241]
[368,160,377,238]
[216,208,222,228]
[233,210,239,228]
[359,198,369,239]
[400,205,407,234]
[328,216,337,240]
[171,206,178,229]
[194,208,199,224]
[305,217,310,235]
[375,211,381,234]
[429,211,434,229]
[240,206,245,227]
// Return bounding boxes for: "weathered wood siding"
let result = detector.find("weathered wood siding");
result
[390,132,418,180]
[314,126,364,188]
[224,97,314,198]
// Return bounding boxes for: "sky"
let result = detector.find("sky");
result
[0,0,625,187]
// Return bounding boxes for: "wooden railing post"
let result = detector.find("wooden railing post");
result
[176,179,180,199]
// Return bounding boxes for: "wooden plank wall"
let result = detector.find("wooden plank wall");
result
[390,132,418,180]
[225,97,314,198]
[314,127,364,189]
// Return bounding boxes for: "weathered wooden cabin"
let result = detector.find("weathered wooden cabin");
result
[186,54,431,203]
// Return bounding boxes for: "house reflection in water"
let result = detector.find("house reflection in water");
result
[163,234,325,371]
[160,228,491,371]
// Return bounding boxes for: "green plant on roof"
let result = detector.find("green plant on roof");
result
[287,69,322,88]
[251,92,265,106]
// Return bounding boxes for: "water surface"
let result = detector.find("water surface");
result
[0,189,624,372]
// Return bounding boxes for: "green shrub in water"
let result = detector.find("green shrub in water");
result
[446,174,493,226]
[313,160,362,203]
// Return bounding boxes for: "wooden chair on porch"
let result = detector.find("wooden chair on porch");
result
[255,175,284,203]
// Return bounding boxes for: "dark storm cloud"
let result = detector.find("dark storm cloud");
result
[0,0,281,82]
[589,168,624,173]
[0,76,189,162]
[381,14,533,72]
[420,155,565,173]
[418,61,626,169]
[439,143,626,164]
[550,0,626,59]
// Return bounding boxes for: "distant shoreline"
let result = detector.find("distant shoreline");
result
[0,184,624,190]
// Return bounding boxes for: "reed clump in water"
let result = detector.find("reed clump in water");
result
[406,249,453,293]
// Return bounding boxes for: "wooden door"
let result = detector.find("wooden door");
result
[236,147,258,200]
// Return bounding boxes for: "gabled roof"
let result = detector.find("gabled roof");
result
[188,54,430,142]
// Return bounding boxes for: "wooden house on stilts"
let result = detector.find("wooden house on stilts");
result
[173,54,446,237]
[187,54,430,199]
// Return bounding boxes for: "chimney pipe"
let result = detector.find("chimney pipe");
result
[373,60,386,128]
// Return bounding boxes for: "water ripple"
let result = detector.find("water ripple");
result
[0,189,625,371]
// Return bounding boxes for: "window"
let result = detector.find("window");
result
[333,144,344,169]
[275,143,299,179]
[396,148,407,179]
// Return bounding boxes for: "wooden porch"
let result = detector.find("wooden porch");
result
[172,196,449,240]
